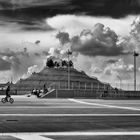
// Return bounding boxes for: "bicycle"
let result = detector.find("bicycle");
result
[1,97,14,104]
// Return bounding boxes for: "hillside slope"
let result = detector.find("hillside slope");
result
[11,67,109,94]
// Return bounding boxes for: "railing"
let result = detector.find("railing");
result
[112,83,140,91]
[47,81,108,90]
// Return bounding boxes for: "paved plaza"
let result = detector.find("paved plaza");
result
[1,95,140,139]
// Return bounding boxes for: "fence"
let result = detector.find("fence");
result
[112,83,140,91]
[48,82,140,91]
[47,81,110,91]
[1,81,140,95]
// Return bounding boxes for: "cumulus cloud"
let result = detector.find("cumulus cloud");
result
[0,71,12,83]
[42,51,49,56]
[119,36,137,53]
[90,58,133,83]
[0,48,46,82]
[0,58,11,71]
[0,8,140,85]
[129,16,140,52]
[56,31,70,45]
[74,23,131,56]
[46,31,73,61]
[47,45,73,62]
[48,47,61,59]
[105,59,134,72]
[53,18,140,85]
[131,16,140,38]
[90,67,103,74]
[56,23,130,57]
[22,65,40,79]
[117,16,140,55]
[104,59,133,80]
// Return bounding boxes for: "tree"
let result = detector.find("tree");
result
[62,60,68,67]
[54,61,60,68]
[69,60,73,68]
[46,58,54,68]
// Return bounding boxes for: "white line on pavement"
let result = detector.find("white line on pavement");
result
[0,106,104,108]
[69,99,140,111]
[2,131,140,136]
[11,134,53,140]
[0,114,140,116]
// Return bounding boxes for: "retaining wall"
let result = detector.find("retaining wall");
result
[42,89,140,99]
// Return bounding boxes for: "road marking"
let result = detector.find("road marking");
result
[0,106,105,108]
[69,99,140,111]
[2,131,140,136]
[0,114,140,116]
[11,134,53,140]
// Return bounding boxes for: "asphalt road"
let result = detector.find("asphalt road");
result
[1,95,140,139]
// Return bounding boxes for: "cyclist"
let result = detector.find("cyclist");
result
[5,85,11,102]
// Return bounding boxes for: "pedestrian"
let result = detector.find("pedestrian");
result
[43,84,48,93]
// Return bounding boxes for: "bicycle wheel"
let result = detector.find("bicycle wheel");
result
[1,98,6,103]
[9,98,14,104]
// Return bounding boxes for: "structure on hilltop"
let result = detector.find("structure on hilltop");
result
[10,58,111,95]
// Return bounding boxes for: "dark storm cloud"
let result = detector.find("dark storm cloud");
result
[0,0,72,23]
[19,21,53,31]
[0,0,140,19]
[0,0,140,31]
[0,0,71,10]
[105,59,119,64]
[0,16,54,31]
[71,0,140,18]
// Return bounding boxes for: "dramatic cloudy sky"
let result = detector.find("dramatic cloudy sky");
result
[1,0,140,88]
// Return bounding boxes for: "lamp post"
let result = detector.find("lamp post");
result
[117,75,122,90]
[67,49,72,89]
[133,51,139,91]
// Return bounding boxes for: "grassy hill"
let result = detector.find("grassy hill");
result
[11,67,110,95]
